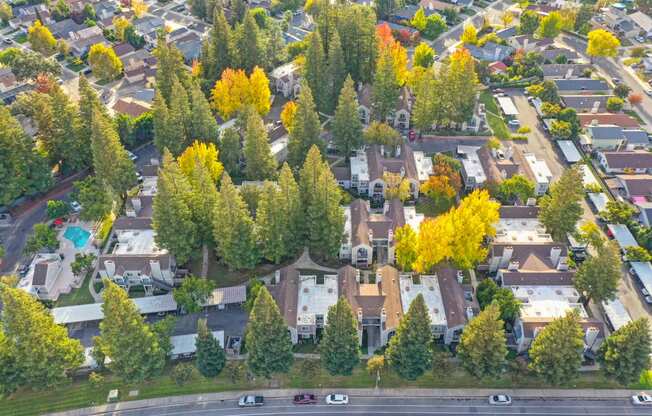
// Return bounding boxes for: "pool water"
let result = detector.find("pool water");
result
[63,226,91,249]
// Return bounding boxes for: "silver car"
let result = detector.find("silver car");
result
[489,394,512,405]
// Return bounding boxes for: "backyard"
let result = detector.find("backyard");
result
[479,90,511,140]
[53,271,94,307]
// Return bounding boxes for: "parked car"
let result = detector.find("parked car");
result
[69,201,81,212]
[136,172,143,182]
[126,150,138,161]
[293,394,317,404]
[636,36,646,43]
[612,77,621,85]
[238,395,264,407]
[645,88,652,97]
[645,295,652,304]
[632,393,652,405]
[325,394,349,405]
[3,38,13,44]
[508,119,521,128]
[489,395,512,405]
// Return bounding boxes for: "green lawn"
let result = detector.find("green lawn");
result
[479,90,511,140]
[415,197,453,217]
[14,33,27,44]
[65,61,86,72]
[0,359,628,416]
[54,272,94,307]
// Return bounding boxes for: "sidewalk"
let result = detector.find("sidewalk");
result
[50,387,647,416]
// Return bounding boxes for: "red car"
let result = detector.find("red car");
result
[408,129,416,141]
[293,394,317,404]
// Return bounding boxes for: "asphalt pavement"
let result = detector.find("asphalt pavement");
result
[62,396,652,416]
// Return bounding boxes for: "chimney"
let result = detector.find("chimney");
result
[376,271,382,283]
[274,269,281,284]
[131,197,142,214]
[357,308,363,323]
[508,261,520,271]
[565,68,573,79]
[494,46,501,61]
[523,38,529,50]
[368,229,373,243]
[388,228,394,244]
[585,327,600,349]
[104,260,115,278]
[501,246,514,266]
[396,145,401,157]
[557,256,569,271]
[380,145,385,157]
[550,246,562,266]
[381,307,387,324]
[505,145,513,160]
[355,269,361,283]
[400,166,405,177]
[526,197,536,206]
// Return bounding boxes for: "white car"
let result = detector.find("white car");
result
[325,394,349,405]
[489,394,512,405]
[645,89,652,97]
[69,201,81,212]
[632,393,652,405]
[508,119,521,128]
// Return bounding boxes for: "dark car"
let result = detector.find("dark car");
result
[293,394,317,404]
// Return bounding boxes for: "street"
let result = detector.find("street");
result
[79,396,652,416]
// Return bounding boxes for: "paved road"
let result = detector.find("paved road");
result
[81,396,652,416]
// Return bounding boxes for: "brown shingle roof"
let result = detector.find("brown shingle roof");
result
[578,113,640,129]
[269,265,300,327]
[602,151,652,169]
[366,144,418,182]
[501,271,575,286]
[522,319,604,339]
[618,174,652,197]
[499,205,539,219]
[436,267,468,328]
[491,242,568,272]
[113,217,153,230]
[350,199,371,247]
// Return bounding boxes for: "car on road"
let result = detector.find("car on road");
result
[508,119,521,128]
[489,394,512,405]
[325,394,349,405]
[293,394,317,404]
[645,88,652,97]
[645,295,652,304]
[636,36,646,43]
[3,38,12,44]
[136,172,143,183]
[632,393,652,405]
[126,150,138,161]
[69,201,81,212]
[238,395,264,407]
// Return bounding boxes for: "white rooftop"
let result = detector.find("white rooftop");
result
[601,298,631,331]
[270,62,299,79]
[171,330,225,356]
[17,252,61,295]
[557,140,582,163]
[52,293,178,324]
[342,205,352,247]
[205,285,246,305]
[580,164,599,188]
[458,145,487,184]
[399,275,447,327]
[497,96,519,116]
[350,150,370,183]
[588,192,609,212]
[512,285,587,321]
[631,262,652,296]
[523,153,553,184]
[494,217,552,243]
[113,229,165,256]
[414,150,434,181]
[139,176,158,196]
[296,274,339,326]
[270,136,289,157]
[404,206,425,233]
[607,223,639,249]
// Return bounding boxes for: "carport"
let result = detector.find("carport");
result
[557,141,582,163]
[607,223,639,251]
[630,262,652,300]
[496,96,519,117]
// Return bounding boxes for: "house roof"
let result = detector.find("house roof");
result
[466,42,514,61]
[617,174,652,196]
[113,217,153,230]
[561,95,612,112]
[521,319,604,339]
[630,11,652,32]
[541,47,580,62]
[578,113,640,128]
[541,64,591,78]
[113,42,135,57]
[350,198,406,248]
[113,98,150,118]
[98,253,172,275]
[588,125,623,140]
[32,261,51,286]
[365,144,418,182]
[491,242,568,272]
[601,151,652,169]
[499,205,539,219]
[496,26,517,39]
[436,267,469,328]
[350,199,371,247]
[47,18,85,39]
[488,61,508,73]
[624,129,649,145]
[501,271,574,286]
[554,78,609,92]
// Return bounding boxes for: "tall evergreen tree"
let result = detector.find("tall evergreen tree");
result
[78,75,106,147]
[320,297,360,375]
[0,285,83,392]
[539,165,584,241]
[256,181,287,263]
[288,84,323,168]
[189,80,219,143]
[153,90,184,156]
[155,38,189,104]
[95,280,166,383]
[44,86,87,173]
[231,0,247,24]
[304,30,326,113]
[277,163,303,256]
[529,310,584,385]
[243,112,277,180]
[598,318,651,385]
[90,108,136,198]
[332,75,363,159]
[187,158,220,260]
[245,286,294,378]
[213,174,259,269]
[574,240,621,304]
[264,21,287,70]
[326,30,346,113]
[152,151,199,264]
[235,11,263,73]
[336,5,378,84]
[201,10,232,89]
[457,303,507,378]
[386,292,432,380]
[220,127,241,177]
[169,77,192,148]
[195,318,226,377]
[372,47,399,122]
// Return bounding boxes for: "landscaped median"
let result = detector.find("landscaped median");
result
[0,358,637,416]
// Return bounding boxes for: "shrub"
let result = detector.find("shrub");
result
[88,372,104,389]
[517,126,531,134]
[606,97,624,112]
[171,362,196,386]
[510,135,528,141]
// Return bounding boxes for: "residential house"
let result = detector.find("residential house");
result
[358,85,412,130]
[479,145,522,185]
[17,253,63,300]
[113,97,151,118]
[542,64,591,80]
[578,113,640,129]
[348,144,433,199]
[173,32,202,64]
[495,26,517,40]
[636,201,652,227]
[561,95,613,113]
[458,145,488,190]
[629,11,652,39]
[623,129,650,150]
[553,78,610,95]
[270,62,301,99]
[133,15,165,47]
[488,61,508,75]
[580,125,627,150]
[10,4,52,28]
[617,174,652,199]
[69,26,107,57]
[466,42,514,62]
[420,0,463,13]
[508,35,554,53]
[0,67,32,105]
[598,151,652,174]
[340,199,425,267]
[521,152,553,195]
[94,1,118,22]
[541,47,581,63]
[47,18,85,40]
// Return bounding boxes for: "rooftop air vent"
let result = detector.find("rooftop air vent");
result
[302,305,308,311]
[303,288,309,293]
[433,308,439,314]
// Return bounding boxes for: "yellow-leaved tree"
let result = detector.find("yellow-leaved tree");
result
[460,24,478,45]
[132,0,148,18]
[414,214,455,273]
[88,43,123,81]
[177,141,224,183]
[113,16,130,41]
[211,66,271,119]
[28,20,57,55]
[394,224,418,272]
[586,29,620,61]
[280,101,297,133]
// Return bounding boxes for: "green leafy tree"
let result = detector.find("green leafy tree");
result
[188,81,219,143]
[304,30,327,112]
[326,30,346,113]
[243,111,277,180]
[519,10,540,34]
[46,200,69,219]
[70,253,96,277]
[601,200,636,224]
[627,246,652,262]
[372,47,400,122]
[173,276,216,314]
[394,224,417,271]
[220,127,241,177]
[424,14,447,39]
[73,176,113,221]
[213,174,260,269]
[536,11,562,38]
[235,11,264,73]
[332,76,363,159]
[320,297,360,375]
[24,223,59,255]
[152,151,199,264]
[78,75,106,149]
[529,310,584,385]
[598,318,651,385]
[245,286,293,378]
[1,49,61,81]
[201,10,233,89]
[413,42,435,67]
[95,280,166,382]
[288,84,323,168]
[491,289,521,324]
[0,1,13,23]
[195,318,226,377]
[539,165,584,241]
[457,303,507,378]
[497,174,535,203]
[386,293,432,380]
[363,121,401,146]
[606,97,624,112]
[153,90,185,156]
[0,286,83,392]
[88,43,123,81]
[574,241,621,304]
[614,84,632,100]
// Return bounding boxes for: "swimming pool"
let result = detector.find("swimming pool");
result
[63,226,91,249]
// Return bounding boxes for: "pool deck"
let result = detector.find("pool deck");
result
[51,221,100,302]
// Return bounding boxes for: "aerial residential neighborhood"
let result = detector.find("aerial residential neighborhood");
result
[3,0,652,414]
